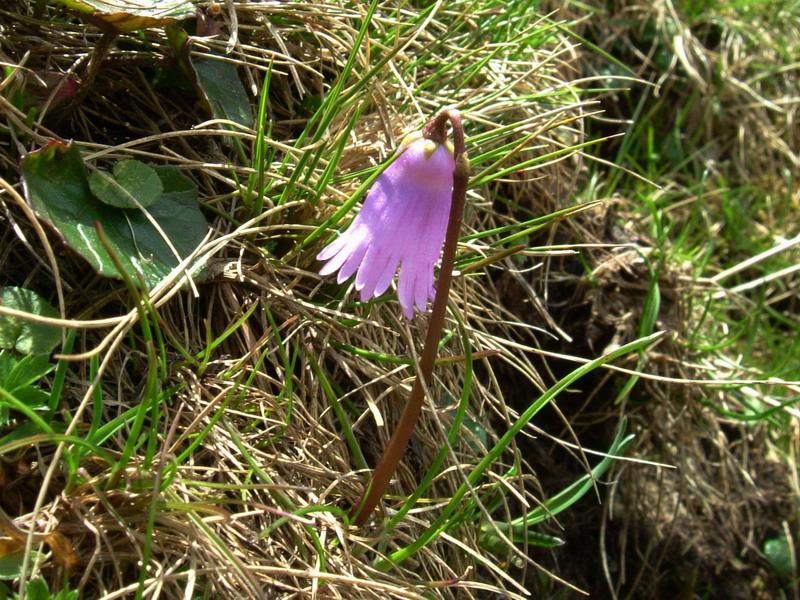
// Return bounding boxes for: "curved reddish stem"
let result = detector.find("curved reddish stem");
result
[351,109,469,526]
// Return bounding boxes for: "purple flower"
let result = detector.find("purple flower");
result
[318,133,455,319]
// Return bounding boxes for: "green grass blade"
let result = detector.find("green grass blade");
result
[379,331,664,569]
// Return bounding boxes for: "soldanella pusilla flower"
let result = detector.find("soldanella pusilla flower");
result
[317,131,455,318]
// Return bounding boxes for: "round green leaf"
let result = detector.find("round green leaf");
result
[0,287,61,355]
[22,141,208,290]
[89,160,163,209]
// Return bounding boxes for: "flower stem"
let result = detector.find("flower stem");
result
[351,109,468,526]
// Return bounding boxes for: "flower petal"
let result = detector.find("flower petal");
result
[354,196,407,292]
[369,250,400,299]
[317,136,455,318]
[397,263,417,319]
[317,229,353,262]
[414,265,429,312]
[336,240,369,283]
[356,246,391,300]
[319,235,361,276]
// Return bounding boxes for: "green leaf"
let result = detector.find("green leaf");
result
[10,386,50,410]
[22,578,50,600]
[477,423,634,558]
[764,535,794,580]
[0,288,61,354]
[152,163,197,203]
[461,411,488,453]
[22,141,208,290]
[0,551,43,580]
[165,26,252,137]
[52,0,195,33]
[0,352,54,391]
[0,351,55,425]
[479,525,564,552]
[53,586,79,600]
[191,54,253,130]
[0,552,25,581]
[88,160,163,209]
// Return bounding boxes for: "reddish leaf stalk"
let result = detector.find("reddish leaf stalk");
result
[351,109,468,526]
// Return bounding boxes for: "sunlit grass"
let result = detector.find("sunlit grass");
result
[0,1,625,598]
[1,0,797,597]
[577,0,800,594]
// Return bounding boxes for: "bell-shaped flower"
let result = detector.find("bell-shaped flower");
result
[317,132,455,319]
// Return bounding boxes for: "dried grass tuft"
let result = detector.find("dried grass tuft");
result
[0,1,595,598]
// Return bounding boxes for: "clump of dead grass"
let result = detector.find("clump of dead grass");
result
[566,0,799,183]
[0,1,601,598]
[536,0,800,596]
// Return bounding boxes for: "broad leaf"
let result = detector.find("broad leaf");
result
[53,0,195,33]
[190,56,253,127]
[0,550,25,580]
[191,54,253,130]
[0,288,61,354]
[764,535,793,580]
[165,24,252,132]
[22,141,208,290]
[0,351,55,425]
[0,548,44,580]
[0,352,55,391]
[89,160,162,209]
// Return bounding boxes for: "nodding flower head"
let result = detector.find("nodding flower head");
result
[317,132,455,319]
